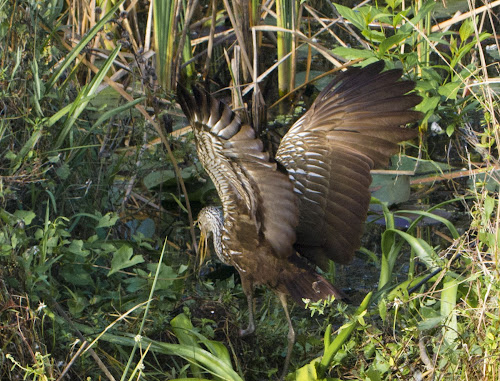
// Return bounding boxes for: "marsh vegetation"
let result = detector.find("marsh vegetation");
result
[0,0,499,380]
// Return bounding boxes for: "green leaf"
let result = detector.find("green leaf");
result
[379,32,410,55]
[371,174,411,206]
[386,0,402,9]
[446,123,456,137]
[415,95,440,122]
[10,128,43,173]
[418,316,445,331]
[378,297,387,322]
[361,29,385,43]
[60,265,94,286]
[438,81,461,100]
[295,361,319,380]
[108,245,144,276]
[366,367,382,381]
[171,313,198,346]
[96,213,119,228]
[56,163,71,180]
[65,288,89,316]
[459,17,474,42]
[395,210,460,239]
[484,195,496,220]
[334,4,366,31]
[332,47,376,60]
[408,1,436,26]
[203,340,232,368]
[441,276,458,344]
[45,0,126,92]
[318,293,372,376]
[146,263,177,290]
[67,240,90,257]
[13,210,36,225]
[171,313,202,378]
[54,45,122,148]
[90,97,145,131]
[383,229,443,271]
[136,218,156,239]
[144,169,175,189]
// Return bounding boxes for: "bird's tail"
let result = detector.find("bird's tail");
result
[281,255,346,306]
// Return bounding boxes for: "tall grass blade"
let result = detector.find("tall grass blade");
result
[45,0,125,93]
[441,275,458,344]
[276,0,294,96]
[317,292,372,377]
[54,45,122,148]
[154,0,178,90]
[73,322,243,381]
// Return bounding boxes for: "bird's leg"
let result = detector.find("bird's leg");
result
[239,277,255,336]
[278,292,295,380]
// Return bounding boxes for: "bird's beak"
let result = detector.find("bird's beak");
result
[197,228,209,271]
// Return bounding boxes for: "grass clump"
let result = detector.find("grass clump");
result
[0,0,499,380]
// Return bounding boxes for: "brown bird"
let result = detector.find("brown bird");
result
[177,61,422,377]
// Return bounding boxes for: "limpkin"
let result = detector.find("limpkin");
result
[177,61,422,376]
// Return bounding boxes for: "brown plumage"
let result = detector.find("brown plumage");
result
[177,61,422,377]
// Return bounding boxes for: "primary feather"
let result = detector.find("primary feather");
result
[177,61,422,303]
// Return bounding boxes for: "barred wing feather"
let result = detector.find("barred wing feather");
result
[177,85,298,260]
[276,61,422,266]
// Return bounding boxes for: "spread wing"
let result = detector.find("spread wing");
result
[177,85,298,260]
[276,61,422,267]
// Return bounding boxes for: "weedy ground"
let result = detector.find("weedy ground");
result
[0,1,499,380]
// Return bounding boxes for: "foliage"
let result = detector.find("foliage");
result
[0,0,499,380]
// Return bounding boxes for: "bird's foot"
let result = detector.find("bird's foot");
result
[239,322,255,337]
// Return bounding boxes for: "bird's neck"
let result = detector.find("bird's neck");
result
[210,216,226,264]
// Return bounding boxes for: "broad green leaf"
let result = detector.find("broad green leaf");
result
[386,0,402,9]
[136,218,156,239]
[13,210,36,225]
[144,169,176,189]
[438,81,461,100]
[108,245,144,276]
[484,195,496,220]
[446,123,456,137]
[371,174,411,206]
[97,213,119,228]
[415,95,440,122]
[295,361,319,380]
[202,340,232,368]
[379,32,410,55]
[459,17,475,42]
[60,265,94,286]
[146,263,177,290]
[319,293,372,376]
[383,229,443,270]
[441,276,458,344]
[67,240,89,257]
[331,47,376,60]
[407,1,435,26]
[366,367,382,381]
[171,313,202,378]
[418,316,445,331]
[334,4,366,31]
[73,322,243,381]
[171,313,198,347]
[395,210,460,239]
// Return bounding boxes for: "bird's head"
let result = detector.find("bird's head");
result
[195,206,224,268]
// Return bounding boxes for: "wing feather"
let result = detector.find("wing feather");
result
[177,85,298,260]
[276,61,422,267]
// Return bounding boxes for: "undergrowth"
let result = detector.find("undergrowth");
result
[0,0,499,380]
